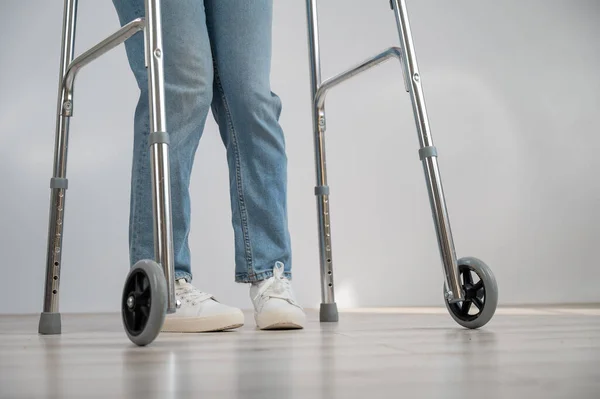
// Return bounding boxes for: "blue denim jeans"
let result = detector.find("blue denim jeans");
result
[112,0,292,283]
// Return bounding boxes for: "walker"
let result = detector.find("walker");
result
[39,0,176,346]
[38,0,498,347]
[306,0,499,325]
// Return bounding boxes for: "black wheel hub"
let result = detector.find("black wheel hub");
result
[448,266,485,322]
[122,269,152,336]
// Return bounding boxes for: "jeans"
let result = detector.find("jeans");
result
[111,0,292,283]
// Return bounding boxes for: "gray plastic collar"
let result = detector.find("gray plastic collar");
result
[50,178,68,189]
[315,186,330,196]
[419,146,438,160]
[149,131,170,146]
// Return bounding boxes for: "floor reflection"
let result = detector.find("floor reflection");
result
[319,323,339,399]
[443,328,499,386]
[121,341,188,398]
[235,329,294,399]
[42,337,64,399]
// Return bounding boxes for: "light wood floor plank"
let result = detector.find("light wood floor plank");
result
[1,307,599,399]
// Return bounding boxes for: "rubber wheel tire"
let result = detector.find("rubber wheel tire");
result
[121,259,167,346]
[444,257,498,329]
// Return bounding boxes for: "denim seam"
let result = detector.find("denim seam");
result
[212,66,254,275]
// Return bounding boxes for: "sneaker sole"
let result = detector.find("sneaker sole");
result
[259,322,304,330]
[161,313,244,333]
[255,312,306,330]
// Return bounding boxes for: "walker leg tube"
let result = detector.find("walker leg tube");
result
[39,0,78,335]
[145,0,176,313]
[391,0,463,301]
[306,0,338,322]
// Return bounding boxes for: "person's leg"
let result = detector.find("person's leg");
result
[205,0,291,283]
[205,0,305,329]
[112,0,243,332]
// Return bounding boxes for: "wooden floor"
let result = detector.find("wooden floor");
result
[1,306,599,399]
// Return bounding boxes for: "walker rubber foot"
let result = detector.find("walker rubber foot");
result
[38,312,61,335]
[320,302,339,322]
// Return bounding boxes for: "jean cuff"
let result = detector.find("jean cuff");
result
[235,269,292,284]
[174,270,192,283]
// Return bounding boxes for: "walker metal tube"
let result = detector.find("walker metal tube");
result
[39,0,78,335]
[145,0,176,313]
[307,0,322,98]
[306,0,338,322]
[315,47,405,110]
[48,17,146,318]
[40,0,176,336]
[391,0,463,302]
[309,47,410,320]
[61,18,145,116]
[40,6,146,334]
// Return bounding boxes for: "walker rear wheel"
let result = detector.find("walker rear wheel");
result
[444,257,498,329]
[121,259,167,346]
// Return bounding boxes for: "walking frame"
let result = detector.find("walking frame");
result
[39,0,176,346]
[38,0,498,347]
[306,0,498,326]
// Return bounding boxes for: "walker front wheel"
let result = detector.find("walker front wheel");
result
[121,259,167,346]
[444,257,498,329]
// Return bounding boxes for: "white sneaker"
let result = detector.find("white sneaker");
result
[162,279,244,333]
[250,262,306,330]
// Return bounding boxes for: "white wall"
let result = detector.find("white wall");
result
[1,0,599,314]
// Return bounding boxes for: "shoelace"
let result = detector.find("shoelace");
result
[253,262,293,303]
[176,280,211,306]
